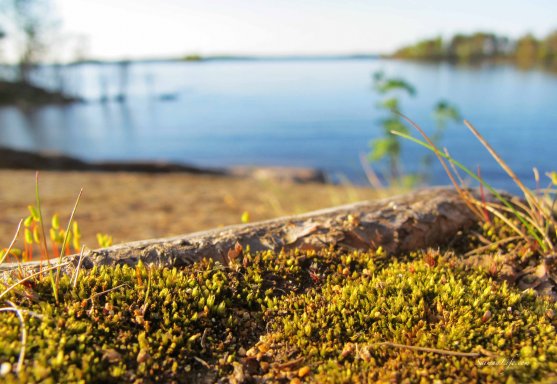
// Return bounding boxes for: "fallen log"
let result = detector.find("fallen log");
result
[1,187,479,271]
[88,187,478,267]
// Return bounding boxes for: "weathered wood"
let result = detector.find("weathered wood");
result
[87,187,477,267]
[1,187,479,271]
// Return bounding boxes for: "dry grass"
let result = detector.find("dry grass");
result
[393,115,557,298]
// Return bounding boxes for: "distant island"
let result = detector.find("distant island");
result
[180,53,380,63]
[390,30,557,69]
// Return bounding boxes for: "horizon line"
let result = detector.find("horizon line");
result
[10,52,385,66]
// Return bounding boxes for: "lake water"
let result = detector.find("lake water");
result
[1,58,556,193]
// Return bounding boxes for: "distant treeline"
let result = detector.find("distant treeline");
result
[391,31,557,69]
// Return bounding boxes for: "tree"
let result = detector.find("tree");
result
[393,36,444,60]
[540,30,557,67]
[515,34,539,68]
[1,0,58,83]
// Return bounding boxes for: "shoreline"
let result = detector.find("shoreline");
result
[0,80,81,106]
[0,146,327,184]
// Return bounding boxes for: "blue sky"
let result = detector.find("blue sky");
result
[54,0,557,60]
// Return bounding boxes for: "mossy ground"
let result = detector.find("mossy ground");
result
[1,230,556,383]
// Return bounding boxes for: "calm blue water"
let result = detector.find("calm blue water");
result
[1,59,556,193]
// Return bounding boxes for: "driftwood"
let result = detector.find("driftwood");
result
[1,187,478,271]
[88,187,476,267]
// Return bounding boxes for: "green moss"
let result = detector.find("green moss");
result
[264,254,557,382]
[0,248,556,383]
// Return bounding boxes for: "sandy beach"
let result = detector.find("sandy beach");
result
[0,170,382,250]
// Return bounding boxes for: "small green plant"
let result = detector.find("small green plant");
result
[96,233,113,248]
[0,173,112,302]
[369,71,416,185]
[370,71,460,187]
[241,211,250,224]
[1,178,112,265]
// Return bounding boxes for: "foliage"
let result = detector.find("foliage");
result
[369,72,459,187]
[393,36,445,61]
[183,54,203,62]
[393,30,557,69]
[369,71,415,184]
[0,0,59,83]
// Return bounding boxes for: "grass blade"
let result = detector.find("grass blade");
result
[55,188,83,290]
[1,219,23,265]
[34,172,50,264]
[391,130,546,249]
[463,120,553,233]
[395,113,485,220]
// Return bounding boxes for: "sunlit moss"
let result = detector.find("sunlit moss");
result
[0,247,555,383]
[263,254,557,382]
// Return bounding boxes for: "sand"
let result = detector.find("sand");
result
[0,170,383,250]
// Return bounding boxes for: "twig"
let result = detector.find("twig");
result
[369,341,481,357]
[395,114,461,194]
[86,283,128,302]
[193,356,211,369]
[200,328,208,350]
[444,148,467,187]
[475,345,499,358]
[464,120,554,251]
[273,357,304,369]
[478,165,491,223]
[464,236,521,257]
[34,172,50,267]
[463,120,542,214]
